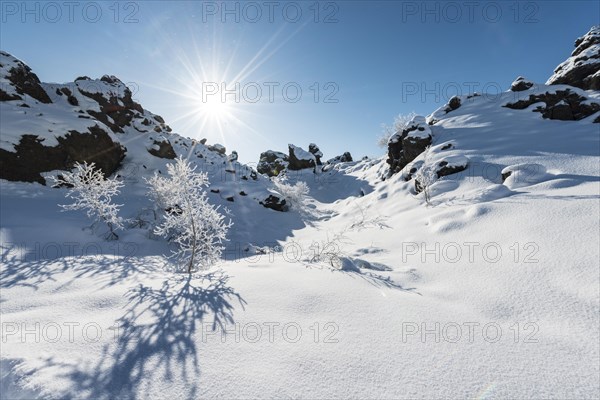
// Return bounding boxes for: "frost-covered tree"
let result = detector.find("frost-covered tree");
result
[377,112,417,147]
[52,162,124,240]
[146,157,231,273]
[414,146,437,206]
[272,176,310,212]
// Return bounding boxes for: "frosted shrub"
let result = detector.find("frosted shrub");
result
[146,157,232,273]
[52,162,124,240]
[414,146,437,206]
[377,112,417,147]
[272,176,310,212]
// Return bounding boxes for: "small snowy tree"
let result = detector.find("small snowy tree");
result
[272,176,310,212]
[413,146,437,206]
[146,157,231,273]
[377,112,417,147]
[52,162,124,240]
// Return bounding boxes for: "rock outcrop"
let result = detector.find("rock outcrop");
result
[504,89,600,121]
[0,125,126,184]
[546,26,600,90]
[257,150,289,177]
[287,144,316,170]
[387,115,432,175]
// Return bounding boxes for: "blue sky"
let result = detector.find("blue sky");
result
[1,1,598,163]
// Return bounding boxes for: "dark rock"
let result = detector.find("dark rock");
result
[547,26,600,90]
[446,96,461,112]
[208,144,226,155]
[0,125,125,184]
[60,88,78,106]
[441,143,453,150]
[501,171,512,182]
[75,76,91,81]
[504,89,600,121]
[226,196,234,202]
[1,51,52,104]
[287,144,316,170]
[327,151,353,164]
[148,140,176,159]
[510,76,534,92]
[210,188,220,193]
[239,191,247,196]
[549,101,574,120]
[0,89,22,101]
[228,151,238,162]
[153,115,165,124]
[200,138,207,144]
[79,83,142,133]
[308,143,323,165]
[387,116,432,176]
[257,150,288,176]
[436,160,468,178]
[260,194,288,212]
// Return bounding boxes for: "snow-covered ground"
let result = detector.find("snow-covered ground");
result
[2,32,600,398]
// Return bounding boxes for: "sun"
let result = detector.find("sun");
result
[199,94,232,121]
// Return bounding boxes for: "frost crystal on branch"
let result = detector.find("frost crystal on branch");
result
[146,157,232,273]
[52,162,124,240]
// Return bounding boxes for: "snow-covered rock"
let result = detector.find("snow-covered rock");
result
[287,144,316,170]
[547,25,600,90]
[387,115,433,176]
[510,76,535,92]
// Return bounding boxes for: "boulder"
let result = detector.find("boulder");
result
[208,143,226,155]
[446,96,461,112]
[510,76,534,92]
[257,150,288,176]
[308,143,323,165]
[327,151,353,164]
[287,144,316,170]
[387,115,432,175]
[148,139,176,159]
[260,195,288,212]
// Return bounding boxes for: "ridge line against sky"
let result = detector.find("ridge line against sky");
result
[1,0,598,163]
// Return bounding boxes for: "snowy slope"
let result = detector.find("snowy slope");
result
[2,33,600,399]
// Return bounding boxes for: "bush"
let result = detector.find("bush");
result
[146,157,232,272]
[272,176,310,212]
[52,162,124,240]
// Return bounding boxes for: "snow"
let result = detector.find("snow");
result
[1,58,599,398]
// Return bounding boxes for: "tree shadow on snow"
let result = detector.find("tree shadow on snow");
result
[37,270,246,399]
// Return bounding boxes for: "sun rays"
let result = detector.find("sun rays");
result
[132,14,310,157]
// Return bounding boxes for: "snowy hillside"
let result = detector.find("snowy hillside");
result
[1,27,599,399]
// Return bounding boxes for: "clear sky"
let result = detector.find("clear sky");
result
[1,1,598,163]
